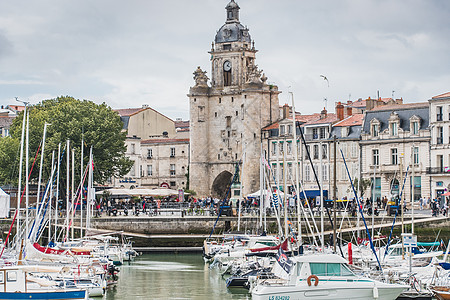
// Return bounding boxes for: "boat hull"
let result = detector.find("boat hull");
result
[0,289,87,299]
[252,283,407,300]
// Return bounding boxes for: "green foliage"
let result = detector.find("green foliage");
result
[348,178,372,198]
[0,137,20,184]
[6,96,132,185]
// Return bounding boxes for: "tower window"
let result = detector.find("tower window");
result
[231,97,234,102]
[236,111,238,116]
[224,70,231,86]
[223,44,231,50]
[219,98,221,103]
[215,112,218,118]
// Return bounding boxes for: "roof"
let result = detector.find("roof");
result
[175,120,189,129]
[362,103,429,134]
[349,98,366,108]
[303,113,338,126]
[333,114,364,127]
[115,108,143,117]
[6,105,25,112]
[369,102,428,112]
[0,116,14,128]
[141,138,189,145]
[431,92,450,99]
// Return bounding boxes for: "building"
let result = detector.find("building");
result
[360,102,431,204]
[188,0,280,197]
[428,92,450,199]
[113,106,189,189]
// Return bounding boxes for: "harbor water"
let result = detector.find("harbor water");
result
[104,253,251,300]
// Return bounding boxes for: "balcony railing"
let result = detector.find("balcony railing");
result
[426,167,450,174]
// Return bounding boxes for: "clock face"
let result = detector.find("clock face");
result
[223,60,232,72]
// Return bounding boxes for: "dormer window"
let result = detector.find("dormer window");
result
[280,125,285,135]
[370,118,380,137]
[409,115,421,136]
[341,127,348,137]
[388,112,400,136]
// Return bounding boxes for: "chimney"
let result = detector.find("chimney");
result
[336,102,344,121]
[320,107,327,119]
[347,106,352,116]
[282,104,290,119]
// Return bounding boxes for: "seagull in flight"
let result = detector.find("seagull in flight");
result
[320,75,329,87]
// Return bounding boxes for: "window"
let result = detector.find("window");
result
[437,106,443,121]
[170,164,176,176]
[310,263,353,277]
[147,149,152,159]
[437,155,444,172]
[170,147,175,157]
[313,145,319,159]
[226,116,231,128]
[411,122,419,135]
[305,165,311,181]
[279,142,284,154]
[130,143,135,154]
[322,164,328,181]
[320,127,326,139]
[322,144,327,159]
[391,148,398,165]
[130,163,135,176]
[305,145,310,159]
[288,163,293,179]
[170,181,176,187]
[413,147,419,164]
[198,106,205,122]
[391,122,398,136]
[372,149,379,166]
[341,143,347,157]
[313,128,318,139]
[288,125,292,135]
[7,271,17,282]
[372,124,379,137]
[280,125,285,135]
[0,271,3,283]
[351,143,358,158]
[287,142,292,154]
[147,165,153,176]
[272,143,277,155]
[437,127,443,144]
[215,112,217,118]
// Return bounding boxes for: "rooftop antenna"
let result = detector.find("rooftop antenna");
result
[349,93,351,101]
[392,90,395,99]
[323,98,328,110]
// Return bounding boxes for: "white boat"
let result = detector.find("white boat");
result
[251,253,408,300]
[0,265,88,300]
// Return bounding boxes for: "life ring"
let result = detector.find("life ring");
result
[307,275,319,286]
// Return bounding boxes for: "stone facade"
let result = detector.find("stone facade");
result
[188,0,280,197]
[428,92,450,199]
[360,103,431,204]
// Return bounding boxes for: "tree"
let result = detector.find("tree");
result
[347,178,372,198]
[4,96,133,186]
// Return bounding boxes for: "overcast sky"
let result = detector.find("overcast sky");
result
[1,0,449,120]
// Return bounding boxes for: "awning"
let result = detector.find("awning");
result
[298,190,328,199]
[442,191,450,196]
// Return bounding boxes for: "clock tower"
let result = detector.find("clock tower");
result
[188,0,280,197]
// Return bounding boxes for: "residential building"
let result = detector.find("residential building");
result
[360,102,431,204]
[428,92,450,199]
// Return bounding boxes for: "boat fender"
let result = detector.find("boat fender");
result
[307,275,319,286]
[373,286,379,299]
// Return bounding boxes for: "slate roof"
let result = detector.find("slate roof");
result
[362,102,429,134]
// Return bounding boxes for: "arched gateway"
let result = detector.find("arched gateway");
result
[211,171,233,198]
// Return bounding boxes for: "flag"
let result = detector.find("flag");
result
[272,246,293,280]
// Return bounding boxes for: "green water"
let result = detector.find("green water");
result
[104,253,251,300]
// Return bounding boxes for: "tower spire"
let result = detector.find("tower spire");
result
[226,0,240,22]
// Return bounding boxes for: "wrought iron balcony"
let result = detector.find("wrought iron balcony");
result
[426,167,450,174]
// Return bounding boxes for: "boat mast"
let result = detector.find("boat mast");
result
[319,141,324,249]
[66,140,70,240]
[16,101,27,248]
[25,110,30,239]
[48,150,55,244]
[54,143,61,241]
[71,148,75,241]
[36,123,49,216]
[80,130,84,238]
[290,91,301,245]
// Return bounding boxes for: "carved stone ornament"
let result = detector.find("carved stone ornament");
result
[193,66,209,87]
[246,63,262,84]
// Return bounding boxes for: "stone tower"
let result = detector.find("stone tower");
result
[188,0,280,197]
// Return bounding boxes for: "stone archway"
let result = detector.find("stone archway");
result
[211,171,233,198]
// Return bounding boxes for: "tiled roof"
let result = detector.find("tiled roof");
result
[115,108,143,116]
[6,105,25,112]
[432,92,450,99]
[175,120,189,128]
[370,102,428,112]
[0,116,14,128]
[303,113,338,125]
[141,138,189,145]
[333,114,364,127]
[262,113,321,130]
[350,99,366,108]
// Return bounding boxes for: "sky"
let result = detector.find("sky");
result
[0,0,449,121]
